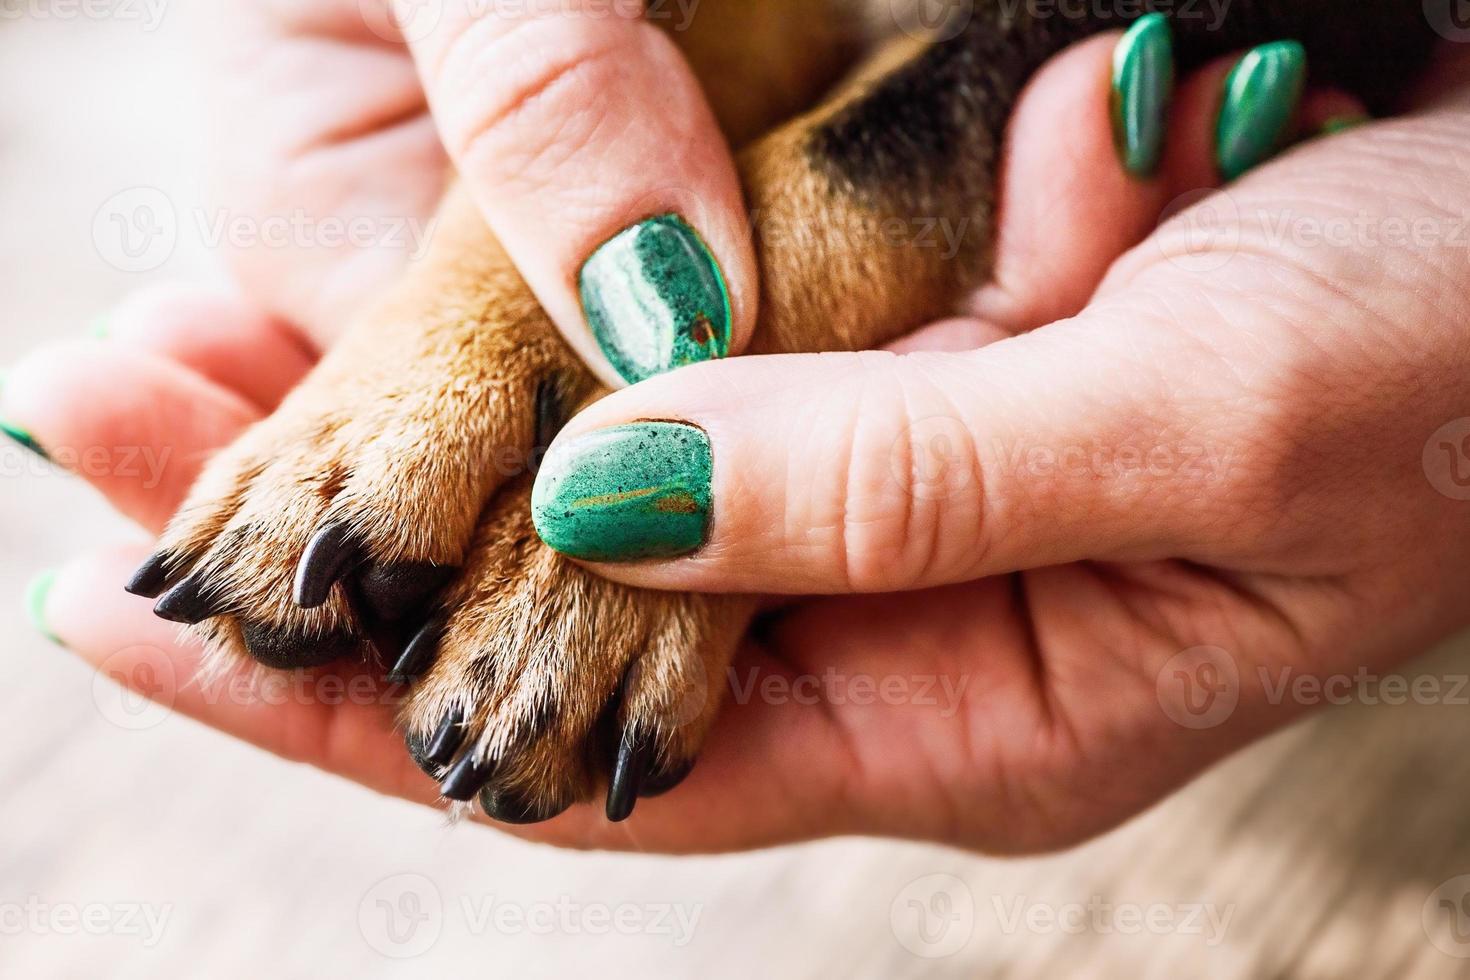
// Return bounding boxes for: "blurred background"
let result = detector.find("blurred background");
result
[5,6,1470,978]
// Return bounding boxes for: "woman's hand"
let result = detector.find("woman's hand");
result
[11,23,1466,852]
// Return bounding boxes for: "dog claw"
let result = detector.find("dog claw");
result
[606,728,653,823]
[386,616,446,684]
[294,522,361,609]
[152,571,220,624]
[424,708,466,768]
[125,550,178,599]
[440,751,498,802]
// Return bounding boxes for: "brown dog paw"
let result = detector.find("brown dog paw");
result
[395,480,748,823]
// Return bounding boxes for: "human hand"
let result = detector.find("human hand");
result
[10,25,1454,852]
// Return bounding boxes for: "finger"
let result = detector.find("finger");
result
[103,284,315,411]
[405,1,754,387]
[34,546,436,806]
[1160,43,1308,191]
[529,306,1218,595]
[970,28,1174,331]
[0,343,260,532]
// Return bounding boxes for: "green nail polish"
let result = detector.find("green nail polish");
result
[579,214,731,384]
[1216,40,1307,182]
[1111,13,1174,178]
[0,375,48,461]
[25,570,61,645]
[532,421,712,562]
[87,315,110,340]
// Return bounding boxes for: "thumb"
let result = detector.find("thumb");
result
[529,305,1227,594]
[404,0,754,387]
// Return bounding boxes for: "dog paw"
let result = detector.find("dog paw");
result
[396,479,748,823]
[125,257,585,670]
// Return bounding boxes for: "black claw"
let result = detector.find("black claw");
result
[125,550,179,599]
[405,709,465,776]
[152,571,221,625]
[293,522,362,609]
[606,728,653,823]
[356,563,456,623]
[480,785,571,826]
[424,708,466,768]
[439,750,498,802]
[386,615,446,684]
[240,622,356,670]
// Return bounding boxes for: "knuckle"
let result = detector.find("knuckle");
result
[824,357,985,591]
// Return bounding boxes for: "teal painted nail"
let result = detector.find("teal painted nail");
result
[532,422,712,562]
[579,214,731,384]
[1216,41,1306,182]
[1111,13,1174,178]
[0,374,48,461]
[26,570,61,645]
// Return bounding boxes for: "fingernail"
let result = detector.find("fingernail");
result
[26,570,62,646]
[1216,40,1307,182]
[1316,114,1368,137]
[1111,13,1173,178]
[532,421,712,562]
[0,374,48,462]
[579,215,731,385]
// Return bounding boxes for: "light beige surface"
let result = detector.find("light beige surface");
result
[4,10,1470,979]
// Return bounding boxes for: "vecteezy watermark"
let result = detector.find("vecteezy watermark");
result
[358,0,700,44]
[1424,418,1470,501]
[1424,875,1470,958]
[0,897,173,947]
[92,187,436,274]
[990,895,1235,946]
[1156,646,1240,730]
[0,0,168,30]
[92,645,178,732]
[1259,666,1470,708]
[727,667,971,719]
[994,0,1232,31]
[357,874,702,959]
[891,0,974,42]
[891,874,976,958]
[1424,0,1470,43]
[0,439,173,488]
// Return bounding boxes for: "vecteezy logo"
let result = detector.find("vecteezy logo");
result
[92,645,177,731]
[1424,875,1470,957]
[92,187,177,273]
[889,415,978,503]
[1424,0,1470,42]
[359,0,445,43]
[893,0,974,42]
[1156,188,1241,274]
[1156,646,1240,730]
[358,873,443,958]
[890,873,975,958]
[1423,418,1470,501]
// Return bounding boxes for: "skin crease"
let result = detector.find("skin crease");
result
[11,16,1470,852]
